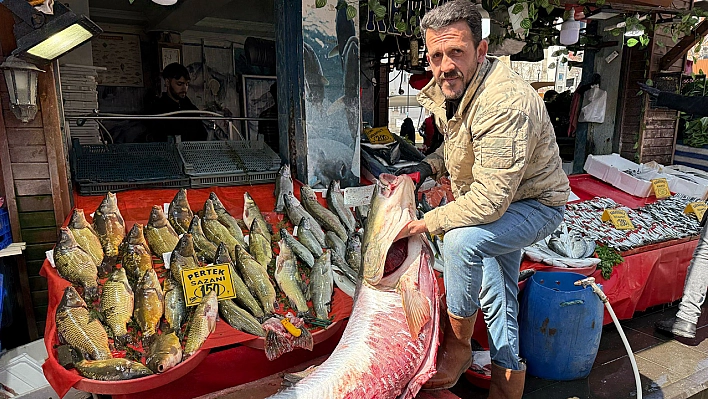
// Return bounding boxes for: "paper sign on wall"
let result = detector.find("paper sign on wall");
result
[685,202,707,222]
[601,209,634,230]
[181,264,236,306]
[650,178,671,199]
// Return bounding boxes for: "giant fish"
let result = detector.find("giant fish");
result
[268,174,440,399]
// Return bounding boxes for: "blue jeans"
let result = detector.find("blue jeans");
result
[442,199,564,370]
[676,222,708,324]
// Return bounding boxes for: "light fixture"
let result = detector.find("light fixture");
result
[0,0,102,65]
[152,0,178,5]
[560,12,581,45]
[477,4,491,39]
[0,56,44,123]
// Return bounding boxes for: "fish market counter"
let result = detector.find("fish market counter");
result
[41,184,354,399]
[520,174,700,326]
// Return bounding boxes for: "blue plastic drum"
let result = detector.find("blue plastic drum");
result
[518,271,604,380]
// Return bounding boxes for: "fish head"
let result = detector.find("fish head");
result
[208,192,225,211]
[59,286,87,309]
[298,217,311,231]
[127,223,146,245]
[98,192,119,214]
[139,268,161,291]
[187,216,201,234]
[361,174,417,286]
[283,192,300,208]
[214,243,231,264]
[300,185,317,203]
[280,164,291,179]
[57,227,78,249]
[175,234,195,257]
[203,200,218,221]
[147,334,182,373]
[69,209,90,229]
[148,205,169,228]
[328,179,341,194]
[172,189,190,208]
[243,192,256,208]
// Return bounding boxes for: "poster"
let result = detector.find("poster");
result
[302,0,361,189]
[92,34,144,87]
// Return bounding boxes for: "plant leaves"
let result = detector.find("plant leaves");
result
[520,18,532,29]
[374,4,387,18]
[379,32,387,41]
[639,35,649,46]
[315,0,327,8]
[346,5,357,20]
[395,0,406,5]
[596,0,606,6]
[627,38,639,47]
[512,3,525,14]
[548,62,556,69]
[578,0,587,4]
[396,20,408,32]
[545,5,554,14]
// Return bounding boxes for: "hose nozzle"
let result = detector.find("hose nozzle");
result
[575,277,608,303]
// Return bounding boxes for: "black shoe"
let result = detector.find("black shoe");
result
[656,317,697,339]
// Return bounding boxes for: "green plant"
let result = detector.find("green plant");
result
[684,117,708,148]
[595,244,623,280]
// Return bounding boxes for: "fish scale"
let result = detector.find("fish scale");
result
[145,206,179,256]
[93,193,125,258]
[184,291,218,358]
[101,268,134,342]
[56,287,112,360]
[69,209,104,267]
[54,228,100,299]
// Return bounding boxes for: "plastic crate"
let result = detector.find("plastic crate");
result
[0,208,11,251]
[75,178,190,195]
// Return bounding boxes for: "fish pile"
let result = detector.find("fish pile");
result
[52,163,365,380]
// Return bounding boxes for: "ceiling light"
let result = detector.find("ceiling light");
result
[560,12,581,45]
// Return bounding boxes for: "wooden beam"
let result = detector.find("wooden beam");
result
[0,82,22,242]
[660,20,708,70]
[148,0,236,32]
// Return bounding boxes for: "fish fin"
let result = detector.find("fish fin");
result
[265,330,288,361]
[292,326,314,352]
[400,277,431,339]
[327,46,340,59]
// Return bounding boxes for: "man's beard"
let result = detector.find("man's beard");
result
[436,69,466,100]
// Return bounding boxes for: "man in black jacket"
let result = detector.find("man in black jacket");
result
[146,63,208,142]
[638,82,708,117]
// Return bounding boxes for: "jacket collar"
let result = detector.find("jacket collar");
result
[417,57,495,125]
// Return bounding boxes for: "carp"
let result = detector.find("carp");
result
[163,277,187,333]
[68,209,104,268]
[145,205,179,256]
[146,332,183,373]
[170,234,200,287]
[301,185,347,241]
[54,227,99,300]
[75,359,152,381]
[267,174,440,399]
[235,244,277,315]
[215,243,264,319]
[92,192,125,274]
[187,216,217,263]
[310,250,333,321]
[100,268,134,346]
[183,290,218,359]
[243,192,272,242]
[119,224,152,283]
[326,180,355,234]
[274,164,294,213]
[134,268,164,345]
[168,189,194,235]
[274,239,309,314]
[209,192,246,245]
[56,286,111,360]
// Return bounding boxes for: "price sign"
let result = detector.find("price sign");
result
[684,202,708,222]
[181,263,236,306]
[651,178,671,199]
[602,209,635,230]
[363,127,395,144]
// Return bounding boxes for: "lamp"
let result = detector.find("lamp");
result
[0,0,102,65]
[476,4,490,39]
[0,56,44,123]
[560,12,581,45]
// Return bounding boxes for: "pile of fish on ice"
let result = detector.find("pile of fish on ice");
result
[52,163,368,381]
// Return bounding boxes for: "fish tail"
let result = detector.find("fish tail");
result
[264,330,289,361]
[292,327,313,351]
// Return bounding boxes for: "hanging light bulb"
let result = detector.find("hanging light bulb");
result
[152,0,178,5]
[476,4,491,39]
[560,11,581,45]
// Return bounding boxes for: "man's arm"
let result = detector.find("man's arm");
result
[656,92,708,117]
[424,108,535,235]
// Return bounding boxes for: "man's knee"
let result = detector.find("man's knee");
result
[443,227,487,258]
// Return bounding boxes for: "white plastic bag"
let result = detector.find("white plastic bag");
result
[579,85,607,123]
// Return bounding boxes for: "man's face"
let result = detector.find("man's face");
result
[426,20,487,101]
[166,76,189,99]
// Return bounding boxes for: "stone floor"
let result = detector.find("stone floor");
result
[199,301,708,399]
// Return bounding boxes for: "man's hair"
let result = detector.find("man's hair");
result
[162,63,190,80]
[421,1,482,47]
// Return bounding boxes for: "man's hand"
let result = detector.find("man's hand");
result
[394,162,433,190]
[394,219,428,241]
[638,82,660,98]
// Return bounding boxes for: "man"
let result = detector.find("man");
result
[638,82,708,117]
[147,63,208,142]
[394,2,570,397]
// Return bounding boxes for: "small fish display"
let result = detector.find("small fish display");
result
[275,239,309,314]
[284,193,327,247]
[119,224,153,283]
[301,186,347,241]
[100,268,134,346]
[162,277,187,333]
[326,180,356,233]
[214,243,265,319]
[92,192,126,274]
[244,192,272,242]
[170,234,200,287]
[187,216,217,263]
[68,209,104,267]
[134,268,164,345]
[56,286,112,361]
[210,192,246,245]
[202,199,244,257]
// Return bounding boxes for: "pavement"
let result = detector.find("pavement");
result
[199,300,708,399]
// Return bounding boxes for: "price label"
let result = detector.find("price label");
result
[651,178,671,199]
[363,127,395,144]
[601,209,635,230]
[181,263,236,306]
[684,202,707,222]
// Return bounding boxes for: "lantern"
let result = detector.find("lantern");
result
[0,56,44,123]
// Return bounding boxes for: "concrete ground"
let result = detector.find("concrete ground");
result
[198,300,708,399]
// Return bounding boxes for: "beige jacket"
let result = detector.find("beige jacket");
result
[418,57,570,235]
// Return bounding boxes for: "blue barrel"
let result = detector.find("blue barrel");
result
[518,271,603,380]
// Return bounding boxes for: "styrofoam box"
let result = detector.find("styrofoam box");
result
[662,167,708,200]
[584,154,655,197]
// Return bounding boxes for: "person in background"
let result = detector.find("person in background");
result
[400,117,416,143]
[421,115,445,155]
[638,82,708,117]
[394,1,570,396]
[146,62,208,142]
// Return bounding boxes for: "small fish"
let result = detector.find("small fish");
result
[280,228,315,268]
[284,193,326,247]
[345,233,362,274]
[301,186,347,241]
[56,286,111,360]
[134,269,164,346]
[146,332,183,373]
[54,227,99,300]
[209,192,246,245]
[119,224,153,283]
[92,192,125,275]
[187,216,217,263]
[214,243,264,319]
[249,221,273,269]
[100,268,134,347]
[219,299,267,337]
[274,164,294,213]
[144,205,179,256]
[243,192,272,242]
[326,180,356,234]
[68,209,104,268]
[325,231,346,256]
[170,234,200,287]
[163,277,187,333]
[310,250,334,320]
[168,189,194,235]
[202,200,244,258]
[275,239,309,314]
[297,218,324,258]
[332,265,356,297]
[75,359,152,381]
[235,245,277,315]
[184,291,218,359]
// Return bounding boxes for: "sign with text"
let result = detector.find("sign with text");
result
[363,127,395,144]
[650,178,671,199]
[601,209,634,230]
[685,202,707,223]
[181,264,236,306]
